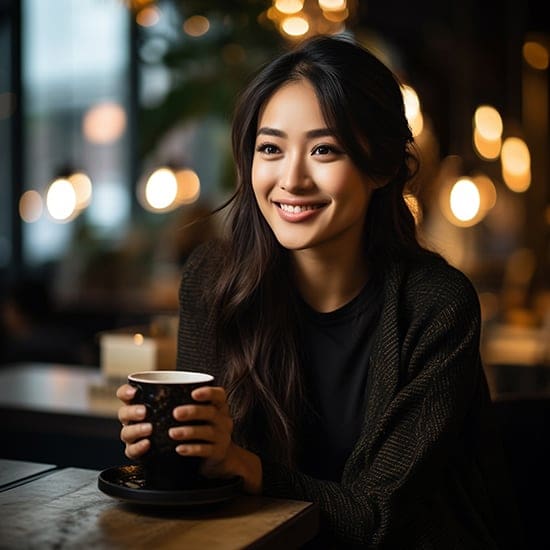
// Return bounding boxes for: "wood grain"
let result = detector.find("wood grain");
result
[0,468,318,549]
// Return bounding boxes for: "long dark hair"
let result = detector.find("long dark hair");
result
[213,34,431,465]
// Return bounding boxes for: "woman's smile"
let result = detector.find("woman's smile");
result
[274,200,328,221]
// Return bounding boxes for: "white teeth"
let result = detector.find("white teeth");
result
[279,203,321,213]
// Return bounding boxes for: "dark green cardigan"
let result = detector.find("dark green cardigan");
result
[177,241,522,549]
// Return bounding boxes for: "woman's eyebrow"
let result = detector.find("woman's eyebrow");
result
[257,127,286,138]
[256,127,334,139]
[305,128,334,139]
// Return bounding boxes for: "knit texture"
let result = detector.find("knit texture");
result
[177,240,522,549]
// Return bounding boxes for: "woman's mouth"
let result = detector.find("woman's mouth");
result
[278,203,324,213]
[274,201,327,222]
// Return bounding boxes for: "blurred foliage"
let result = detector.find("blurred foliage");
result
[137,0,286,159]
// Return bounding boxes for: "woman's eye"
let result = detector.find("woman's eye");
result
[256,143,280,155]
[312,144,340,156]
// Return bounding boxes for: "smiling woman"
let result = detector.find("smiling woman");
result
[116,35,524,549]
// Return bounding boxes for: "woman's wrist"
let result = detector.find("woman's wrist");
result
[229,443,263,495]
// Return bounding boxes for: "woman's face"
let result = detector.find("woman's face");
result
[252,79,374,256]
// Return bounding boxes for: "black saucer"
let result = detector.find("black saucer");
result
[98,465,243,507]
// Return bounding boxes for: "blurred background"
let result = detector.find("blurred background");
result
[0,0,549,397]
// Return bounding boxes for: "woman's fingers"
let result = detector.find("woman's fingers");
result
[118,404,147,425]
[121,422,152,443]
[170,386,233,461]
[116,384,137,404]
[125,438,151,460]
[173,386,229,421]
[192,386,229,411]
[116,384,151,460]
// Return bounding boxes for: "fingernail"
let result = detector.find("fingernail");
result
[136,405,146,416]
[141,423,152,434]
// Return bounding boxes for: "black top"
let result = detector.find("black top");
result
[298,279,381,481]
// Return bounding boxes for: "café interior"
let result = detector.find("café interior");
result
[0,0,549,547]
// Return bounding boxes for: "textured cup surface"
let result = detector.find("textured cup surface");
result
[128,370,214,489]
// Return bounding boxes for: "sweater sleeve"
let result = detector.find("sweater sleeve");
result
[261,274,494,547]
[176,240,221,378]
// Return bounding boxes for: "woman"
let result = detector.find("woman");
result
[118,35,522,548]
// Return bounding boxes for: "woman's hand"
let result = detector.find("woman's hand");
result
[170,385,263,494]
[116,384,152,460]
[170,386,233,475]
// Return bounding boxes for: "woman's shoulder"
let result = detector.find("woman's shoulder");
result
[182,238,227,275]
[399,253,480,311]
[179,238,228,298]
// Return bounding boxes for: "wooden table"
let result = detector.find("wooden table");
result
[0,464,319,549]
[0,459,57,491]
[0,362,126,469]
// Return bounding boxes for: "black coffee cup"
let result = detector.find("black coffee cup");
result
[128,370,214,490]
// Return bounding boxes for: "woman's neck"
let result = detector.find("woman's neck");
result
[291,247,369,313]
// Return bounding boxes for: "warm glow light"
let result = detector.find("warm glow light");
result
[19,190,43,223]
[409,111,424,137]
[402,85,423,136]
[46,178,77,222]
[523,41,549,70]
[321,8,348,22]
[501,137,531,192]
[133,333,144,346]
[318,0,346,11]
[502,170,531,193]
[472,174,497,212]
[281,15,309,36]
[501,137,530,174]
[175,169,201,204]
[83,102,126,145]
[266,7,279,20]
[449,178,480,223]
[145,168,178,210]
[473,128,501,160]
[404,193,422,224]
[274,0,304,15]
[68,172,93,209]
[474,105,503,141]
[136,6,160,27]
[183,15,210,37]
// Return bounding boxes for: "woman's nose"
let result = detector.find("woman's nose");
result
[278,156,313,192]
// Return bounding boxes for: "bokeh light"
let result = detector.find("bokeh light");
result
[274,0,303,14]
[175,169,201,204]
[474,105,503,141]
[46,178,78,222]
[183,15,210,37]
[402,84,424,136]
[68,172,93,209]
[501,137,531,192]
[523,41,549,70]
[318,0,347,10]
[19,190,43,223]
[136,6,161,27]
[145,167,178,210]
[449,178,481,224]
[281,15,309,36]
[83,101,127,145]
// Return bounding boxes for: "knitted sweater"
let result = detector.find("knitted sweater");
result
[176,241,522,549]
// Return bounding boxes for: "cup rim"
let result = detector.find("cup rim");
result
[128,370,214,384]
